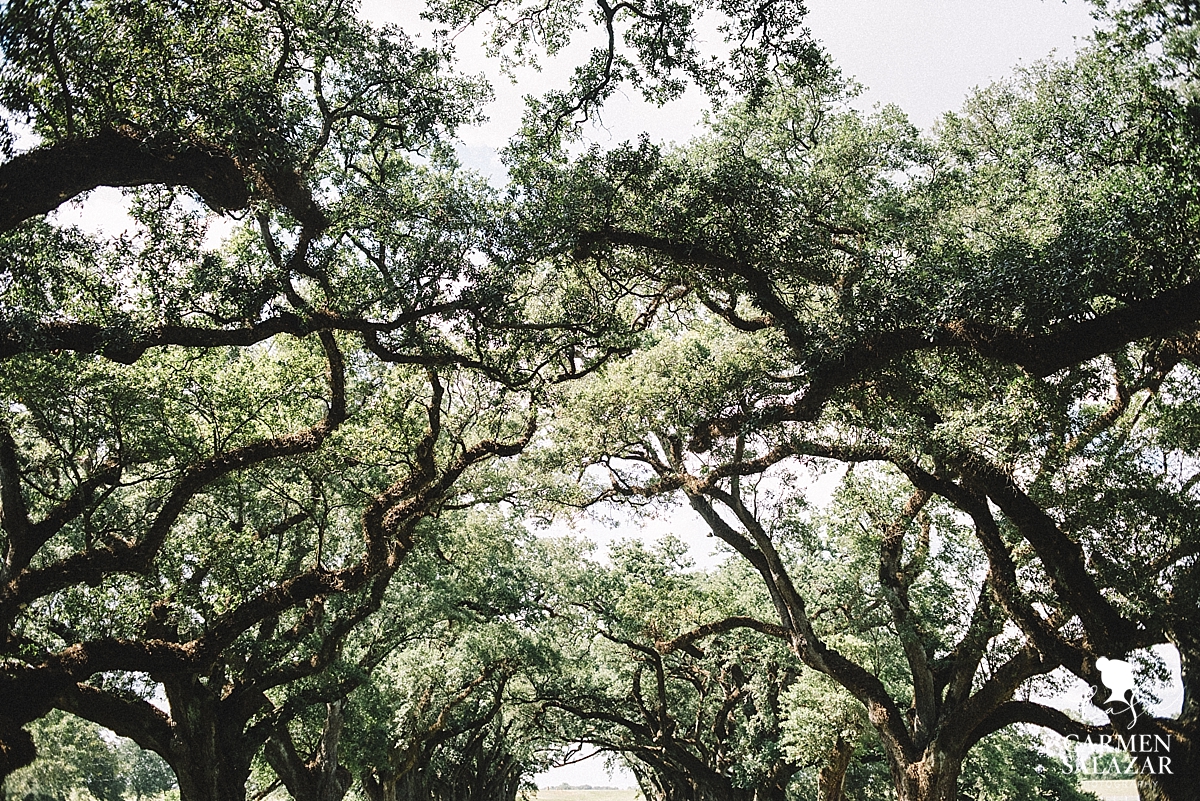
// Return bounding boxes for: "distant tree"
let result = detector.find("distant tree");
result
[958,731,1096,801]
[2,710,124,801]
[116,739,178,801]
[527,536,804,801]
[343,512,555,801]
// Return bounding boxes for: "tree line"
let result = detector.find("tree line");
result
[0,1,1196,800]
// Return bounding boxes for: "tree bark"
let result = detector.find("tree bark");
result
[0,128,249,233]
[888,748,963,801]
[817,732,855,801]
[361,770,396,801]
[141,680,256,801]
[0,716,35,781]
[1122,716,1198,801]
[55,675,260,801]
[265,702,353,801]
[640,773,755,801]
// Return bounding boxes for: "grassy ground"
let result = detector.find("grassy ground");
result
[533,789,641,801]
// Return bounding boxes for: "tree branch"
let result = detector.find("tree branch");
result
[0,128,249,232]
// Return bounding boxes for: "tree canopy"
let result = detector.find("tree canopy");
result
[1,1,1198,801]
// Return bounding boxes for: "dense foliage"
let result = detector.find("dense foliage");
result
[2,0,1198,800]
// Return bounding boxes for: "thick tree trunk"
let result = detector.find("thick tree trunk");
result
[1101,671,1198,801]
[888,749,962,801]
[0,719,35,782]
[361,770,397,801]
[168,715,256,801]
[449,753,523,801]
[1128,717,1198,801]
[51,675,261,801]
[156,678,259,801]
[1143,630,1200,801]
[361,750,442,801]
[636,769,756,801]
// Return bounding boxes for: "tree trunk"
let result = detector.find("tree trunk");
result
[817,732,856,801]
[157,678,258,801]
[361,770,397,801]
[1129,717,1198,801]
[393,768,424,801]
[0,719,35,782]
[265,702,352,801]
[751,775,791,801]
[635,769,755,801]
[363,763,432,801]
[889,749,962,801]
[48,673,259,801]
[168,720,255,801]
[1141,629,1200,801]
[171,744,254,801]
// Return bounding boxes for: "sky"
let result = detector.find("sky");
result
[804,0,1098,129]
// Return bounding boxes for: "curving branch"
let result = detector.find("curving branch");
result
[0,426,122,582]
[0,300,477,364]
[683,487,921,764]
[953,451,1150,652]
[657,616,788,656]
[583,228,1200,382]
[967,700,1112,752]
[580,230,1200,455]
[0,128,249,233]
[0,332,347,633]
[54,682,174,760]
[877,488,937,745]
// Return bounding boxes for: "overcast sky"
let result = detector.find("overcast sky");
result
[805,0,1097,128]
[362,0,1099,181]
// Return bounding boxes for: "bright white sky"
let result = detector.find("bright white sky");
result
[805,0,1097,128]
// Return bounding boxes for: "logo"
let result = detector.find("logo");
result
[1094,656,1140,729]
[1065,658,1174,777]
